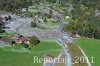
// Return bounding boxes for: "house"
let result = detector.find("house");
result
[66,16,70,19]
[10,34,28,44]
[71,33,80,38]
[18,37,28,44]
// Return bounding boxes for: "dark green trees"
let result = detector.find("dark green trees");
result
[63,0,100,39]
[31,21,37,28]
[0,0,32,12]
[44,17,47,23]
[29,36,40,46]
[0,17,4,33]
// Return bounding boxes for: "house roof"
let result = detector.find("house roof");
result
[19,37,27,42]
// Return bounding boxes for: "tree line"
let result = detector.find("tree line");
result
[0,0,69,12]
[0,0,32,12]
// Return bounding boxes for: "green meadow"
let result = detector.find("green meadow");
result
[75,38,100,66]
[0,40,61,66]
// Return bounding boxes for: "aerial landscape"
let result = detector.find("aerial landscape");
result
[0,0,100,66]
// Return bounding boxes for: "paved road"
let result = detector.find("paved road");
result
[51,32,72,66]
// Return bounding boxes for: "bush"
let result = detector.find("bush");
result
[27,12,34,17]
[29,36,40,46]
[8,15,12,20]
[31,21,37,28]
[44,18,47,23]
[23,43,29,48]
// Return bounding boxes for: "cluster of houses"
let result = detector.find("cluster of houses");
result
[10,34,30,46]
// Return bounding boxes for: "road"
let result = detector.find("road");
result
[52,14,72,66]
[50,32,72,66]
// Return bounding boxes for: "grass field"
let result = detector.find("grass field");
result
[0,40,61,66]
[55,54,65,66]
[75,38,100,66]
[0,32,9,36]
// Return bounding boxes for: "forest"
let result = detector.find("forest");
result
[0,0,32,11]
[63,0,100,39]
